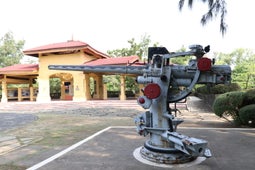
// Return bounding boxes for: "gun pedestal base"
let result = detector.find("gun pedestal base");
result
[140,141,196,164]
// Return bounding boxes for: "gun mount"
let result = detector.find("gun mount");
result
[49,45,231,165]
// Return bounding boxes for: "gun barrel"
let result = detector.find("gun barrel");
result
[48,65,147,75]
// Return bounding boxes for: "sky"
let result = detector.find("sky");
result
[0,0,255,58]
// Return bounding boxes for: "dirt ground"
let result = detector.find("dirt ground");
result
[0,97,234,170]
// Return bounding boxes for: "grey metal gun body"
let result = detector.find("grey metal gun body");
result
[48,45,231,164]
[49,56,230,103]
[49,61,231,89]
[48,65,147,75]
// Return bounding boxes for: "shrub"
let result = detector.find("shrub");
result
[211,84,230,94]
[213,91,244,121]
[242,88,255,106]
[228,83,241,91]
[195,83,241,94]
[195,85,210,94]
[239,104,255,127]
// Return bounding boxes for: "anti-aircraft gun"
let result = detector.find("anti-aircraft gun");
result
[49,45,231,164]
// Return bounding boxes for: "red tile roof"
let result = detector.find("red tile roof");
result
[0,64,38,73]
[23,40,109,58]
[84,56,140,66]
[24,41,88,52]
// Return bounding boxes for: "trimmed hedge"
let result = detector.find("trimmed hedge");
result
[196,83,241,94]
[242,88,255,106]
[239,104,255,127]
[211,84,230,94]
[213,88,255,127]
[213,91,244,120]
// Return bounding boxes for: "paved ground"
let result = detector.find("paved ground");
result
[0,99,142,114]
[0,99,143,133]
[0,96,254,170]
[0,96,230,129]
[0,113,37,131]
[34,127,255,170]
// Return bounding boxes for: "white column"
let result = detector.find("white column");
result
[36,77,51,102]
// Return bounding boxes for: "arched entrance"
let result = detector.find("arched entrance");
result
[50,73,73,100]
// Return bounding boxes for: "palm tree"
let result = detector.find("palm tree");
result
[179,0,227,36]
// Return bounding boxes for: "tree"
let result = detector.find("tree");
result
[106,34,158,92]
[214,48,255,89]
[169,46,191,65]
[0,31,25,67]
[213,52,232,65]
[179,0,227,36]
[107,34,158,60]
[230,49,255,89]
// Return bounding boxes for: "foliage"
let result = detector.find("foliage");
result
[179,0,227,36]
[211,83,241,94]
[106,34,158,92]
[227,83,242,91]
[195,84,211,94]
[0,31,25,67]
[195,83,241,94]
[170,46,193,65]
[230,49,255,89]
[104,75,120,91]
[239,104,255,127]
[104,75,139,93]
[50,78,61,93]
[210,84,230,94]
[213,91,243,121]
[242,88,255,106]
[233,64,255,89]
[125,76,139,92]
[213,52,232,65]
[107,34,158,60]
[213,88,255,126]
[214,48,255,89]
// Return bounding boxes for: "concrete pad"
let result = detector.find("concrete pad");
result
[28,127,255,170]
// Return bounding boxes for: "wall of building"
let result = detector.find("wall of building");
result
[36,51,98,102]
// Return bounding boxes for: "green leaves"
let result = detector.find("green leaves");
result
[213,88,255,127]
[179,0,228,36]
[239,104,255,127]
[214,48,255,89]
[213,91,244,118]
[106,34,158,92]
[0,31,25,67]
[107,34,157,60]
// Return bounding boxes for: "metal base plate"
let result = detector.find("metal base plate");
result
[141,146,196,164]
[133,146,207,168]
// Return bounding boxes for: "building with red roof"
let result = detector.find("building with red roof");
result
[23,40,109,59]
[0,40,142,102]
